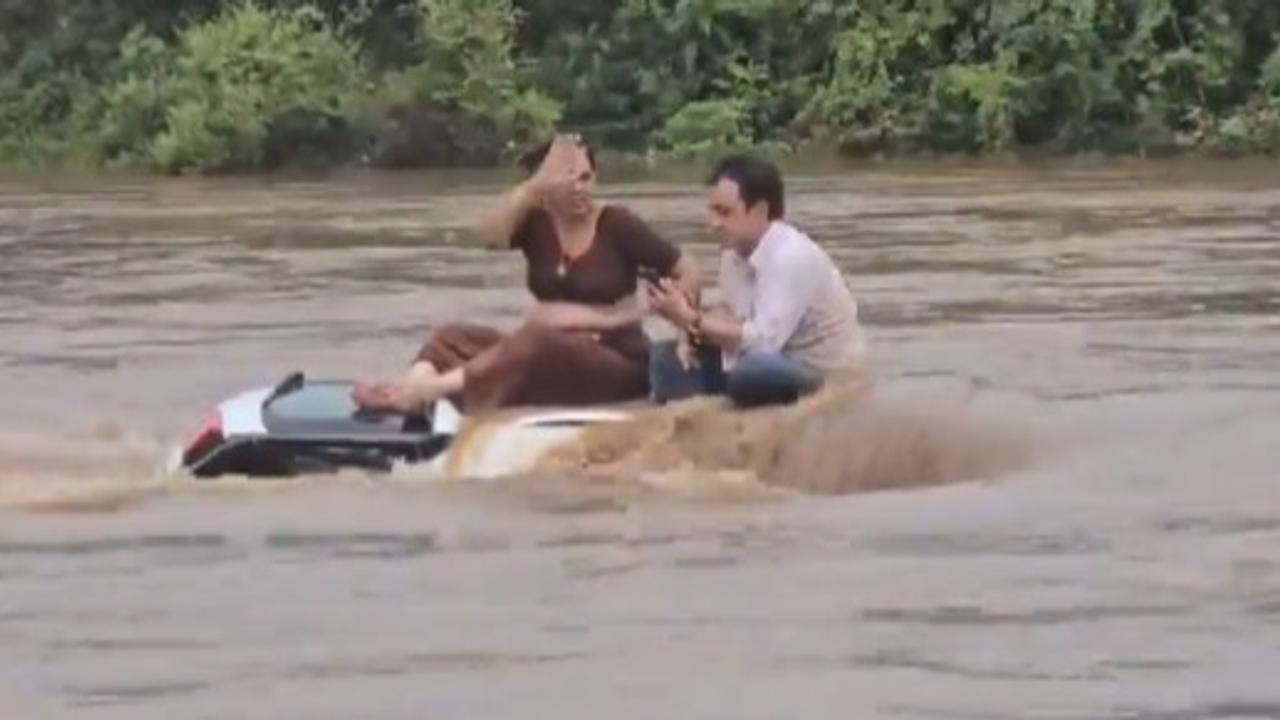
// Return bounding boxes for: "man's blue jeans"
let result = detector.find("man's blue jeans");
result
[648,341,821,407]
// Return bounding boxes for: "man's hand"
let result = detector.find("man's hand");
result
[647,277,702,370]
[650,278,747,355]
[675,331,699,370]
[646,277,697,330]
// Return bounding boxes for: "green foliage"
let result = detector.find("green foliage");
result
[655,98,749,155]
[86,28,179,167]
[381,0,559,144]
[802,0,1280,156]
[4,0,1280,170]
[524,0,846,149]
[152,2,367,172]
[1190,43,1280,155]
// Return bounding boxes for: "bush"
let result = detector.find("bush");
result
[5,0,1280,169]
[84,28,178,168]
[369,0,560,162]
[654,98,749,156]
[152,2,367,173]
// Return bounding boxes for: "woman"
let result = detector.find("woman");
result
[353,133,698,414]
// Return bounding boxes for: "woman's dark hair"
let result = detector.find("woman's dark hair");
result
[517,135,597,175]
[706,153,785,219]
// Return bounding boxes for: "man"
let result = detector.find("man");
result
[646,153,869,407]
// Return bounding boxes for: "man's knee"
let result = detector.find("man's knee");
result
[725,353,817,408]
[726,366,799,407]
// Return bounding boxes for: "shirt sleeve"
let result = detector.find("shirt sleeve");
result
[740,246,819,355]
[609,206,681,276]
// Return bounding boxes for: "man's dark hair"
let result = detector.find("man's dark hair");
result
[706,154,784,219]
[517,134,596,175]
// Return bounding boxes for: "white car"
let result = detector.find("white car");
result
[174,372,634,480]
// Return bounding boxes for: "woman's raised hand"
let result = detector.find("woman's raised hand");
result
[522,133,586,207]
[483,133,589,250]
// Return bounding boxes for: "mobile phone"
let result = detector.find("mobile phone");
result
[638,267,663,284]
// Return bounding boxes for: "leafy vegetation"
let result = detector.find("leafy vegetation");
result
[3,0,1279,172]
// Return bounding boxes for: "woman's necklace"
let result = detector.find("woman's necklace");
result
[554,211,597,278]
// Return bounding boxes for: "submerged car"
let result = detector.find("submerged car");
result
[172,372,634,480]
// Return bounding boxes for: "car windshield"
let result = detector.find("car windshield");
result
[267,383,361,420]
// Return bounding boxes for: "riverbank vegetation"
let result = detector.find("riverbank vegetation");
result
[3,0,1279,172]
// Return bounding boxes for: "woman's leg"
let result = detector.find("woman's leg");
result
[361,324,558,413]
[465,324,662,410]
[405,359,440,386]
[353,323,501,412]
[358,322,677,414]
[352,364,466,413]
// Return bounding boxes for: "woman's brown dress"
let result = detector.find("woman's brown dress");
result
[415,204,681,412]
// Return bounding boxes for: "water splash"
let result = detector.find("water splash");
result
[0,376,1039,515]
[535,376,1040,497]
[0,422,173,512]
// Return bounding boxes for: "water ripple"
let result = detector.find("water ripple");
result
[861,603,1189,626]
[66,680,210,708]
[264,532,438,560]
[864,530,1111,558]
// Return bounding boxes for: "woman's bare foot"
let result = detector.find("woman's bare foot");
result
[352,362,464,414]
[352,362,438,413]
[351,380,421,413]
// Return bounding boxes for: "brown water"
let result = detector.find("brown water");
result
[1,160,1279,718]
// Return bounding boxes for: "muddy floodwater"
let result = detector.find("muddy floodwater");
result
[1,159,1278,718]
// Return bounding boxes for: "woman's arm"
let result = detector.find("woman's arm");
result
[476,181,538,251]
[524,254,695,334]
[475,134,581,251]
[525,297,644,333]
